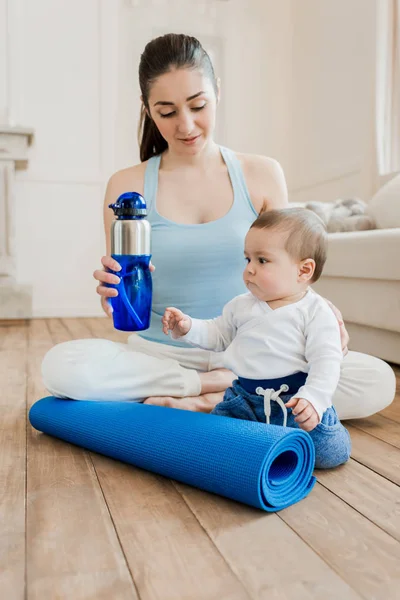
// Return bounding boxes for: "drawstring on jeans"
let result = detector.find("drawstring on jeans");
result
[256,384,289,427]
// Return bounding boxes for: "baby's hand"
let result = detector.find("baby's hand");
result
[285,397,319,432]
[162,307,192,338]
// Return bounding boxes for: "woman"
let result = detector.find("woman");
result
[42,33,395,418]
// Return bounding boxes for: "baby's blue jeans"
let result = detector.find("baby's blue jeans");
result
[211,372,352,469]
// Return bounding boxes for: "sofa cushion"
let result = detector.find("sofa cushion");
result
[313,277,400,333]
[345,322,400,365]
[367,173,400,228]
[323,228,400,280]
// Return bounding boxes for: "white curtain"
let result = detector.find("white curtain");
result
[376,0,400,176]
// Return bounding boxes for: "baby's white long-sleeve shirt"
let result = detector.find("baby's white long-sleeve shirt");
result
[180,289,343,421]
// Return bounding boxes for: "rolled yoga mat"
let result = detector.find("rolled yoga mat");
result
[29,397,316,512]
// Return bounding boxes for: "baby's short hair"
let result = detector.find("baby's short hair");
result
[250,207,327,282]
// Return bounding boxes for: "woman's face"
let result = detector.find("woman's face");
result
[146,67,218,155]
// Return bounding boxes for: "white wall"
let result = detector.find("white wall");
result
[0,0,8,123]
[287,0,377,203]
[9,0,378,317]
[11,0,118,317]
[216,0,293,161]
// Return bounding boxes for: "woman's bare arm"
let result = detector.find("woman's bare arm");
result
[240,154,289,214]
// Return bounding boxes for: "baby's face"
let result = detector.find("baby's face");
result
[243,228,304,302]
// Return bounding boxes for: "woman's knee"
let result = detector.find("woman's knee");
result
[335,351,396,419]
[365,356,396,412]
[41,338,120,400]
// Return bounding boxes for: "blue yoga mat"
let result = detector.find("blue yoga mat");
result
[29,397,316,511]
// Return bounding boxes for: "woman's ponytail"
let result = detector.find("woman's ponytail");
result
[138,105,168,162]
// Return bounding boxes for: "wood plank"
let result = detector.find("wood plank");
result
[346,424,400,486]
[26,319,138,599]
[61,318,94,340]
[94,458,252,600]
[382,401,400,424]
[49,318,251,598]
[0,322,28,351]
[174,482,361,600]
[85,316,129,343]
[347,414,400,449]
[317,459,400,541]
[45,318,71,345]
[62,315,128,344]
[279,483,400,599]
[0,324,28,600]
[0,319,29,327]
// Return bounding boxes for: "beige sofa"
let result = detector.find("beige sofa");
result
[311,174,400,364]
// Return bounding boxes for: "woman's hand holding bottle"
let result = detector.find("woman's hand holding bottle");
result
[93,255,154,318]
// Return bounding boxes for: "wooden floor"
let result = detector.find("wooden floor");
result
[1,317,400,600]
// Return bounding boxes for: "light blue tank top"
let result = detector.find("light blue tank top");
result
[140,146,258,347]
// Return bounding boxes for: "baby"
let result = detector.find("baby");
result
[162,207,351,469]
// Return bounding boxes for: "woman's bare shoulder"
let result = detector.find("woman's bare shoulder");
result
[237,152,281,171]
[237,153,287,190]
[236,152,289,212]
[106,161,148,198]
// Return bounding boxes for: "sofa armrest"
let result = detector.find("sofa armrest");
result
[324,228,400,280]
[368,173,400,229]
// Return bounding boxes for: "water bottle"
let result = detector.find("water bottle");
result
[107,192,152,331]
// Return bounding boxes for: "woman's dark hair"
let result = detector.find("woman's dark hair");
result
[138,33,217,162]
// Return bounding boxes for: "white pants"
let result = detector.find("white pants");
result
[41,334,396,420]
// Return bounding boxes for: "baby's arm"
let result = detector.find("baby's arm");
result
[295,302,343,422]
[162,299,238,352]
[162,307,191,337]
[285,397,319,431]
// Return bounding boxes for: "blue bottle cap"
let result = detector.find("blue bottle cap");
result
[109,192,147,218]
